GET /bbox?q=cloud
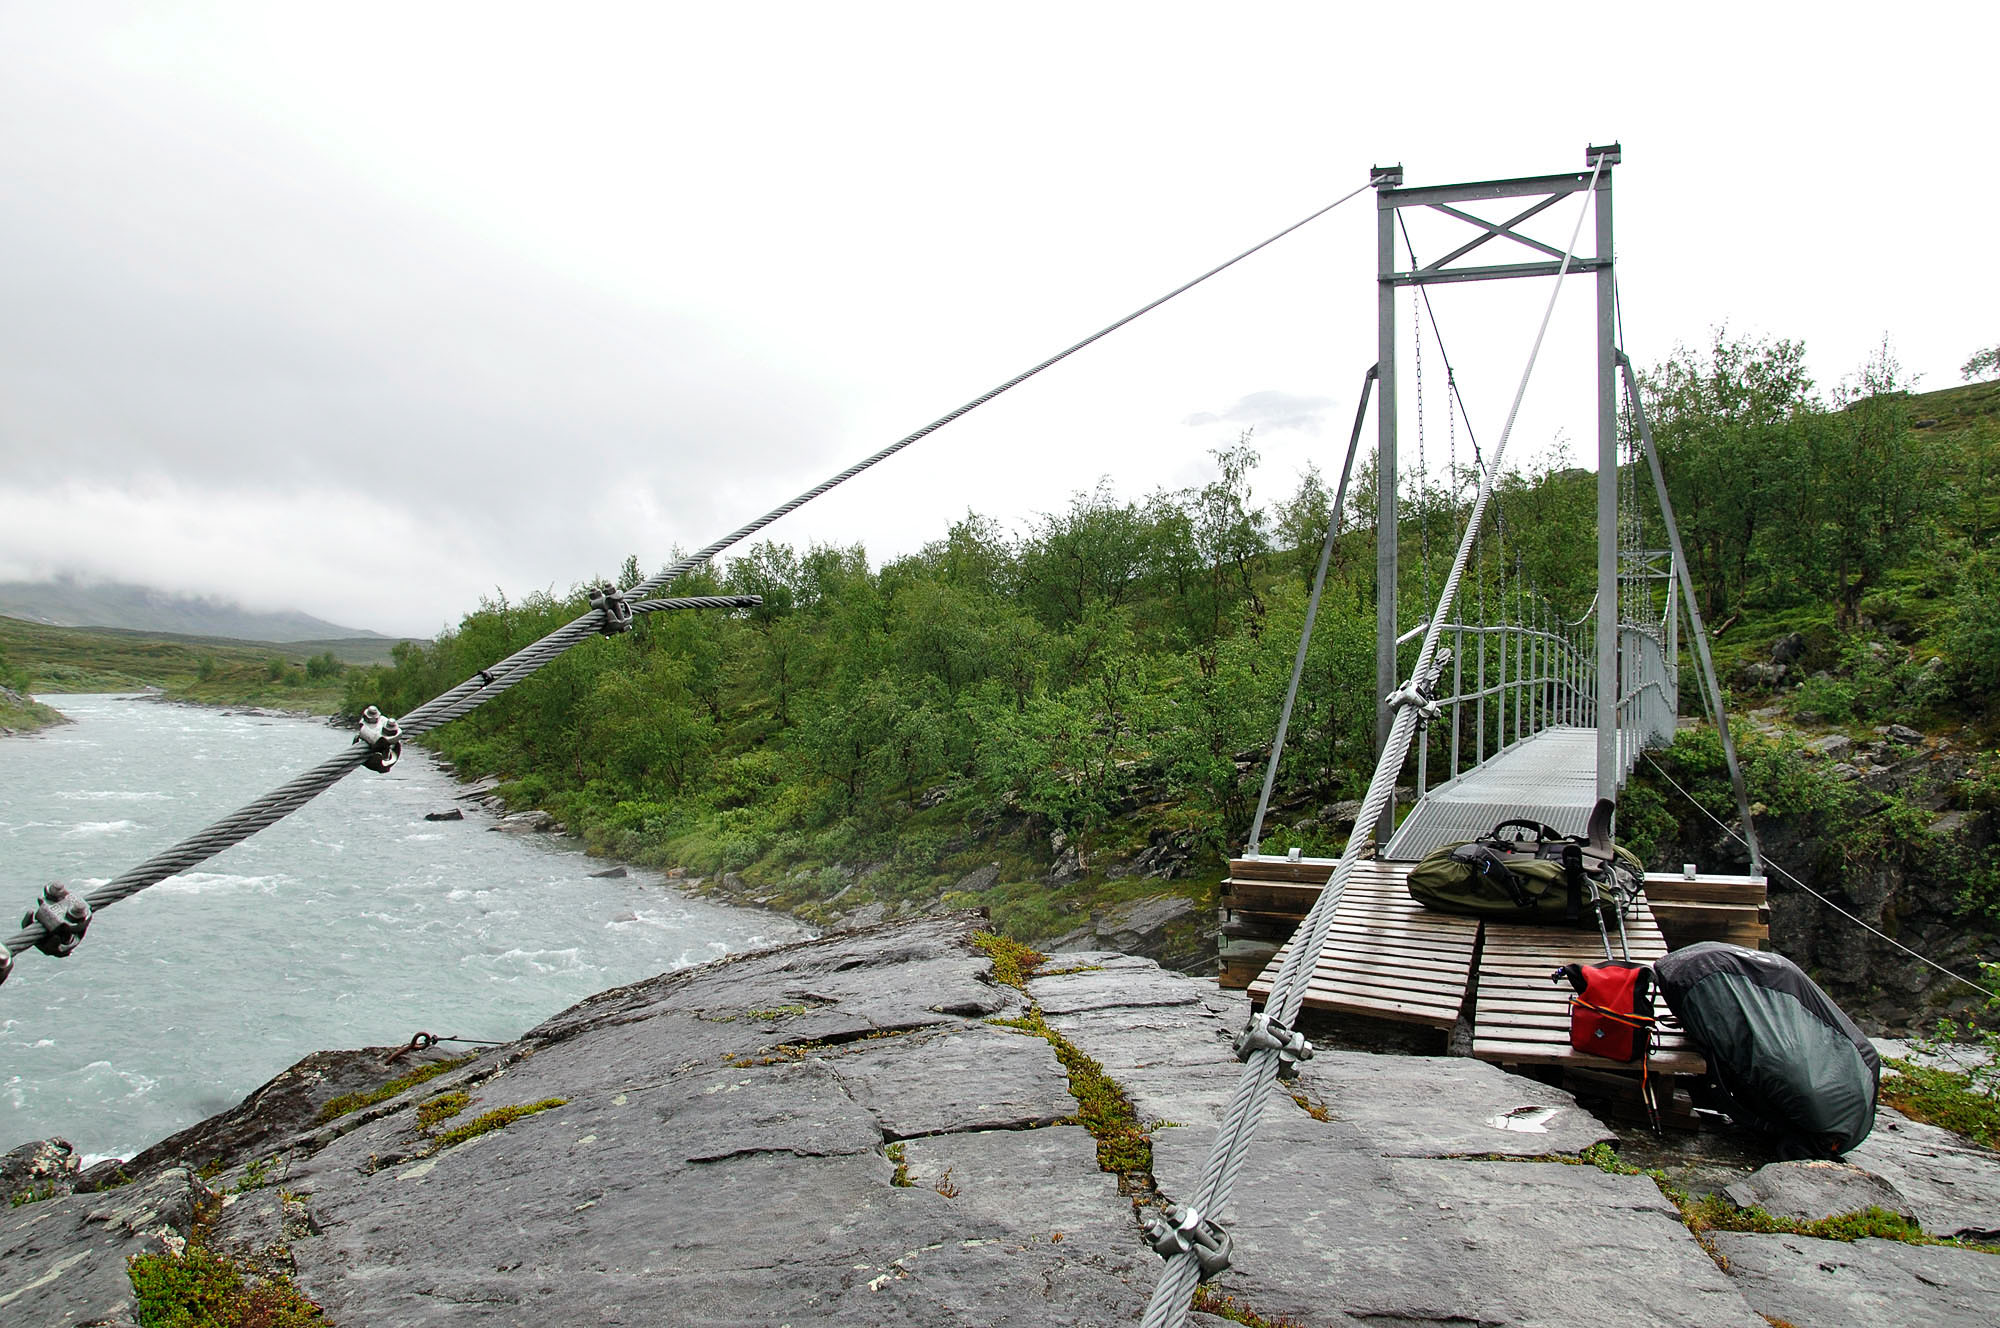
[1183,390,1337,436]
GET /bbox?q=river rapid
[1,694,803,1163]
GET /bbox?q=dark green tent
[1654,942,1880,1157]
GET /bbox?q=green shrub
[128,1238,325,1327]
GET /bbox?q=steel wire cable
[6,185,1373,975]
[1140,154,1606,1328]
[1643,754,2000,1004]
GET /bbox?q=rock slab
[1715,1231,2000,1328]
[13,913,2000,1327]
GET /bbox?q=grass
[231,1158,275,1193]
[885,1141,911,1187]
[128,1236,326,1327]
[9,1182,60,1207]
[1191,1285,1307,1328]
[415,1090,470,1133]
[1578,1142,2000,1260]
[0,687,67,733]
[1880,1057,2000,1147]
[431,1097,566,1149]
[315,1054,478,1124]
[972,931,1046,991]
[990,1009,1152,1175]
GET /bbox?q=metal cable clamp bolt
[355,706,403,774]
[1233,1011,1314,1080]
[1384,646,1453,724]
[1145,1203,1232,1276]
[23,881,91,958]
[0,947,12,986]
[588,584,634,636]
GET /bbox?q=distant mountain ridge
[0,577,381,643]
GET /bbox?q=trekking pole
[1591,887,1617,962]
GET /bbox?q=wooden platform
[1249,862,1481,1029]
[1471,894,1705,1075]
[1641,872,1770,951]
[1235,855,1714,1077]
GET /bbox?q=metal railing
[1407,570,1679,801]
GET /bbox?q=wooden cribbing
[1219,854,1711,1079]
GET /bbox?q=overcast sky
[1,4,1990,638]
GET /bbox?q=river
[1,694,803,1163]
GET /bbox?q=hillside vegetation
[0,616,403,716]
[340,341,2000,1006]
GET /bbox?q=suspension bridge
[4,146,1782,1328]
[1215,148,1769,1105]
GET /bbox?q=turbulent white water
[1,694,803,1162]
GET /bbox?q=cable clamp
[1146,1202,1232,1276]
[23,882,91,959]
[356,706,404,773]
[588,584,634,636]
[0,946,12,986]
[1386,648,1452,725]
[1233,1011,1314,1080]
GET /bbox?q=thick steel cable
[6,187,1372,974]
[1141,154,1604,1328]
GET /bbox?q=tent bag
[1653,941,1880,1157]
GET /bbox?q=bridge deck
[1383,726,1631,861]
[1243,856,1704,1077]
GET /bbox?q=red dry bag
[1556,961,1655,1062]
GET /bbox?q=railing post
[1450,623,1463,779]
[1476,620,1487,764]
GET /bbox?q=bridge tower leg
[1373,166,1402,847]
[1592,148,1620,804]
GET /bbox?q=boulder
[589,865,629,879]
[1047,893,1207,972]
[953,863,1001,894]
[1770,632,1809,665]
[422,808,465,822]
[490,809,556,834]
[1,1137,78,1200]
[1723,1159,1914,1223]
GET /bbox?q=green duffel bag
[1406,813,1643,926]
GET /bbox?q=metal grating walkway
[1384,726,1634,861]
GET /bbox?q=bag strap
[1560,844,1584,924]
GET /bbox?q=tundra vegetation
[332,344,1996,959]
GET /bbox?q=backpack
[1405,801,1643,927]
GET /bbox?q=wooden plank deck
[1246,860,1479,1030]
[1238,855,1709,1077]
[1472,902,1706,1075]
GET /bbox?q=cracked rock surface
[7,914,1998,1326]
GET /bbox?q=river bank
[0,694,806,1161]
[0,684,69,735]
